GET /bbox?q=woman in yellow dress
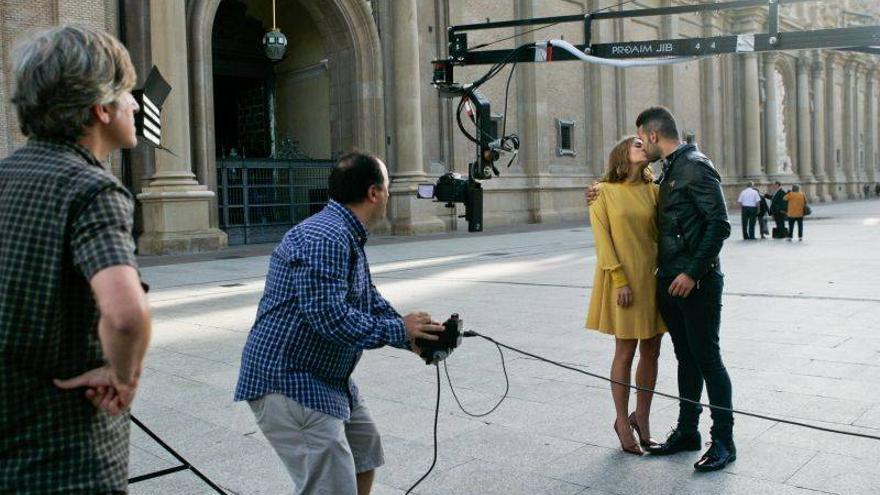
[586,135,666,455]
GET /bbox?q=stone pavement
[130,199,880,495]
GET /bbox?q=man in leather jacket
[636,107,736,471]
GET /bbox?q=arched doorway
[211,1,274,160]
[187,0,385,242]
[773,57,797,175]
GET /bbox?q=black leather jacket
[656,144,730,280]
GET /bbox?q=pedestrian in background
[784,184,808,241]
[736,181,761,240]
[1,25,151,494]
[756,187,771,239]
[766,181,788,238]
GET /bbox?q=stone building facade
[1,0,878,253]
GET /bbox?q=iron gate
[217,158,335,245]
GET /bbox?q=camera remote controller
[415,313,463,365]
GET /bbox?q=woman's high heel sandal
[614,419,643,455]
[628,412,659,449]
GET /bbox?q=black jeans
[658,271,733,441]
[740,207,757,239]
[773,212,786,233]
[787,217,803,239]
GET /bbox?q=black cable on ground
[406,364,441,495]
[464,330,880,442]
[444,340,510,417]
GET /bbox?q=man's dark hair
[774,181,782,186]
[328,152,385,204]
[635,106,680,141]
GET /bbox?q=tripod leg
[130,415,228,494]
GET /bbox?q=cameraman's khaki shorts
[248,394,384,494]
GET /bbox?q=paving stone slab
[784,452,880,495]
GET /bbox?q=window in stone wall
[556,119,576,156]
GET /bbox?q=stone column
[121,0,155,193]
[867,69,877,185]
[824,55,840,199]
[586,0,617,180]
[188,0,220,230]
[796,56,813,183]
[386,0,444,234]
[700,12,722,173]
[743,53,763,179]
[735,12,764,180]
[854,65,865,194]
[516,0,558,225]
[842,60,857,198]
[659,0,677,110]
[137,0,227,254]
[764,53,779,177]
[854,65,868,193]
[811,54,829,201]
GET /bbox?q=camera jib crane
[418,0,880,232]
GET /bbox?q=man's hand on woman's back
[585,182,601,205]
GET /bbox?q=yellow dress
[585,182,667,340]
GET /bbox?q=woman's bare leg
[612,338,639,446]
[633,335,663,439]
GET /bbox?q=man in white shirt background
[736,182,761,240]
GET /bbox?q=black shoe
[645,428,702,456]
[694,440,737,472]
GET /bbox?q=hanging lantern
[263,29,288,62]
[263,0,287,62]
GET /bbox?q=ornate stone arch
[187,0,385,227]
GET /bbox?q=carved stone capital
[843,58,860,75]
[811,51,826,76]
[731,8,766,32]
[701,10,722,33]
[824,52,844,71]
[797,57,811,76]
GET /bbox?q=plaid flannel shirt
[234,200,408,420]
[0,139,138,494]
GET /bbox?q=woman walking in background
[784,184,808,241]
[585,136,666,455]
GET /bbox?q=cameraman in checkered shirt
[236,152,445,494]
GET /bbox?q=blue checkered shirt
[234,200,408,420]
